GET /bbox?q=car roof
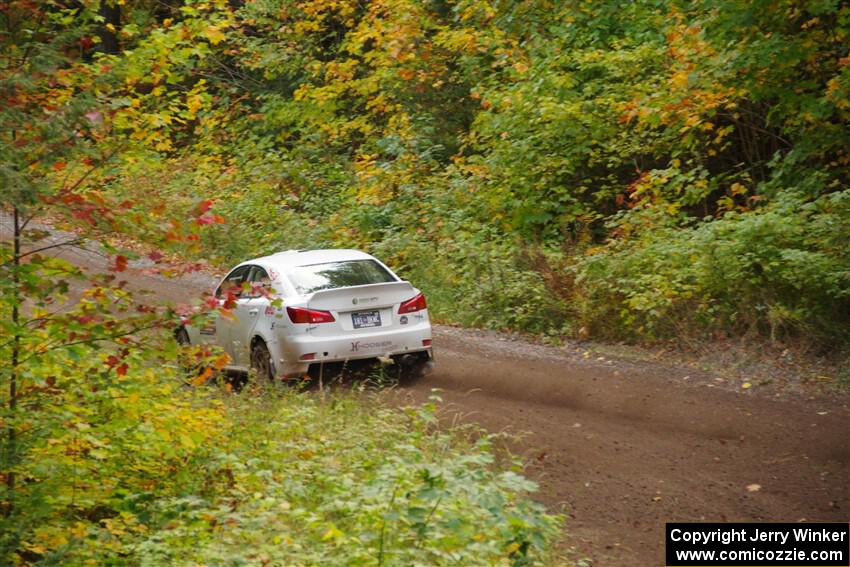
[244,249,377,273]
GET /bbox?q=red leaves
[105,355,128,375]
[222,291,238,310]
[106,348,131,375]
[193,199,225,226]
[113,255,128,272]
[196,199,214,215]
[195,213,225,226]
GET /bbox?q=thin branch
[14,322,165,367]
[0,238,86,268]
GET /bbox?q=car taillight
[286,306,336,324]
[398,293,427,314]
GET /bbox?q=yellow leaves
[671,70,690,90]
[716,195,735,211]
[800,17,819,30]
[434,27,479,54]
[322,524,344,542]
[186,93,204,116]
[398,68,416,81]
[730,182,747,196]
[154,139,174,152]
[506,541,521,553]
[512,61,529,74]
[204,25,226,45]
[294,18,323,34]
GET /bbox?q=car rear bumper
[274,323,432,377]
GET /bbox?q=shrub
[575,190,850,345]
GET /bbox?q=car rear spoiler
[306,281,416,311]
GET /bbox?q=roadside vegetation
[0,313,561,564]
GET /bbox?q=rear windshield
[286,260,397,295]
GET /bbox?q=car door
[213,265,251,361]
[229,265,272,367]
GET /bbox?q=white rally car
[178,249,433,380]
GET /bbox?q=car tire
[175,327,190,346]
[250,339,275,382]
[395,352,433,384]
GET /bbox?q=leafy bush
[576,190,850,344]
[0,339,562,565]
[136,391,562,566]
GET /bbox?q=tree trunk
[97,1,121,54]
[5,206,20,517]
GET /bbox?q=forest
[2,0,849,563]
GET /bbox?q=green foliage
[135,392,562,565]
[576,190,850,342]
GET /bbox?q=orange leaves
[192,367,214,385]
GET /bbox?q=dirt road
[6,222,850,566]
[399,329,850,565]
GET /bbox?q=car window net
[286,260,396,295]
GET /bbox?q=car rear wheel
[250,340,275,382]
[394,351,433,384]
[175,327,190,346]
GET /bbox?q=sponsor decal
[350,340,393,353]
[199,324,216,336]
[352,296,379,305]
[399,315,409,325]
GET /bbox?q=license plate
[352,310,381,329]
